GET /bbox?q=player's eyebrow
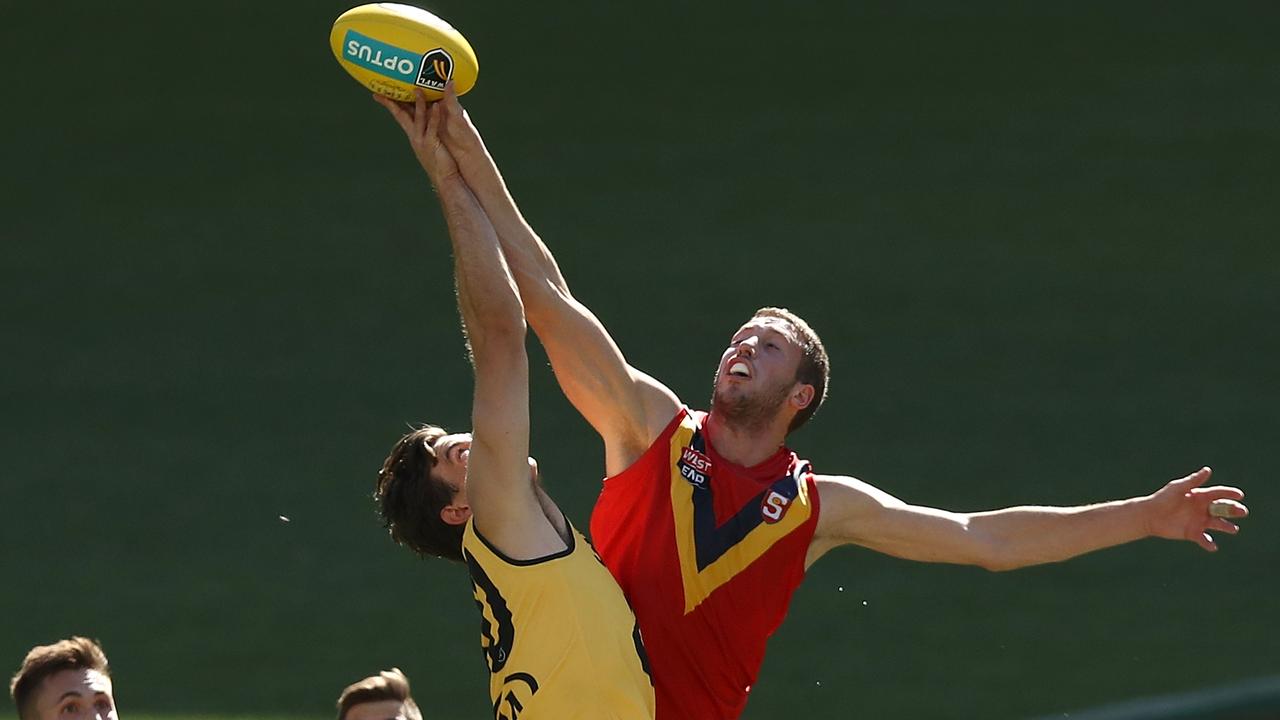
[56,691,85,702]
[738,322,792,342]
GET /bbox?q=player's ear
[789,383,815,413]
[440,504,471,526]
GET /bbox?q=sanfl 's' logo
[760,489,793,524]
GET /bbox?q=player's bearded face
[710,370,793,433]
[710,319,802,432]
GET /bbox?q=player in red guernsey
[590,406,819,719]
[418,86,1250,719]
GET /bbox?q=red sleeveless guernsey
[590,407,820,720]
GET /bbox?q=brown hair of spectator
[336,668,421,720]
[9,637,110,720]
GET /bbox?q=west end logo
[416,48,453,90]
[678,446,712,489]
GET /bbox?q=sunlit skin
[430,432,539,526]
[343,700,412,720]
[706,318,815,465]
[31,669,116,720]
[380,82,1249,571]
[712,319,808,411]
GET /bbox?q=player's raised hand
[1143,467,1248,551]
[373,90,459,187]
[434,81,491,164]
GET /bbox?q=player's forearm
[435,177,526,345]
[969,496,1154,571]
[449,145,574,307]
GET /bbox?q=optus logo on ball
[343,29,452,89]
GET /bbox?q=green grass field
[4,2,1277,719]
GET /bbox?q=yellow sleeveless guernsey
[462,517,655,720]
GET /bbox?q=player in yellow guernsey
[370,87,654,720]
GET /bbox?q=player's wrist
[427,166,465,192]
[1129,493,1161,540]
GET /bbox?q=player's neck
[704,411,788,468]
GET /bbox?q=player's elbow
[974,541,1051,572]
[967,532,1021,572]
[977,554,1021,573]
[467,309,527,353]
[522,281,575,327]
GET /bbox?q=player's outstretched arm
[430,84,680,475]
[806,467,1248,571]
[375,91,566,559]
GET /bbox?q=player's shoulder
[810,474,885,522]
[642,404,696,452]
[812,473,888,502]
[631,367,683,435]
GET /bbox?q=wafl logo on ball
[342,30,453,90]
[417,48,453,90]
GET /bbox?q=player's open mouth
[727,360,751,378]
[440,439,470,464]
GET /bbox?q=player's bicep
[467,341,535,509]
[466,344,568,557]
[812,475,988,566]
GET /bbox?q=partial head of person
[375,425,471,562]
[374,424,539,563]
[336,668,421,720]
[9,637,115,720]
[711,306,829,435]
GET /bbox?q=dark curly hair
[374,424,465,562]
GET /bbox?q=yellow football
[330,3,478,101]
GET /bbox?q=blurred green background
[3,2,1276,719]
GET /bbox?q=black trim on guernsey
[471,513,577,567]
[688,429,810,571]
[503,672,540,692]
[464,549,516,674]
[493,673,539,720]
[632,620,652,682]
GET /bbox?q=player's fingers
[1207,518,1240,535]
[1197,486,1245,502]
[436,96,450,137]
[424,99,439,140]
[1208,498,1248,519]
[1172,466,1212,490]
[438,95,465,146]
[443,80,461,116]
[413,90,428,137]
[1192,532,1218,552]
[373,93,413,133]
